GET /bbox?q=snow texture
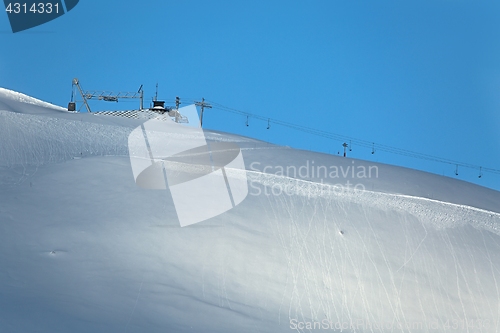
[0,88,68,113]
[1,87,500,333]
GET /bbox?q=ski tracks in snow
[244,169,500,332]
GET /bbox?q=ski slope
[1,88,500,332]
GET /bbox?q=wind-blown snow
[1,89,500,333]
[0,87,67,112]
[0,111,130,167]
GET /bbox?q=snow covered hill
[1,88,500,332]
[0,88,68,114]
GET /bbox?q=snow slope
[1,88,500,332]
[0,88,68,114]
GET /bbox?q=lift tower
[69,78,144,112]
[195,98,212,128]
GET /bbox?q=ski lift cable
[208,102,471,166]
[203,100,500,176]
[207,101,493,169]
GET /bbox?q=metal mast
[72,78,92,113]
[195,98,212,128]
[138,84,144,110]
[342,142,348,157]
[71,78,144,112]
[175,96,181,122]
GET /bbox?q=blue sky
[1,0,499,190]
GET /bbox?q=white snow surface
[1,88,500,332]
[0,88,68,113]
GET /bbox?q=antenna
[174,97,181,122]
[138,84,143,110]
[155,83,158,102]
[267,118,270,130]
[349,140,352,152]
[371,143,375,154]
[455,164,459,176]
[479,166,483,178]
[245,115,249,127]
[342,142,348,157]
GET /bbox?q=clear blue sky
[1,0,499,191]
